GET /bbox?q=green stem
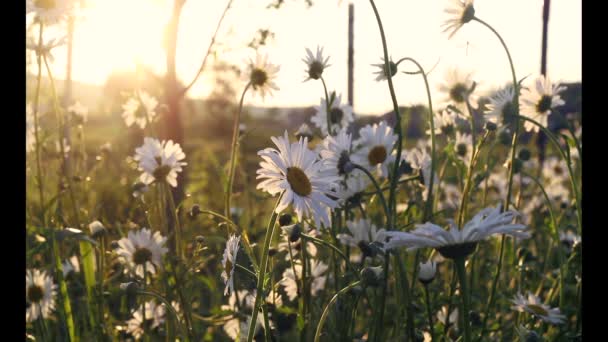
[353,164,390,221]
[455,258,471,342]
[314,281,361,342]
[320,76,333,136]
[32,22,46,221]
[457,132,491,228]
[137,290,189,342]
[301,233,355,273]
[246,193,283,342]
[225,82,251,219]
[424,284,435,342]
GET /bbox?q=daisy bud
[512,158,524,174]
[195,235,205,244]
[88,220,106,238]
[295,123,314,142]
[110,240,120,249]
[485,121,497,131]
[189,204,202,219]
[360,266,383,288]
[279,213,293,227]
[282,223,302,242]
[518,148,531,161]
[417,260,437,284]
[268,247,278,257]
[498,129,513,146]
[119,282,140,296]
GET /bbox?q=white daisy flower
[67,101,88,124]
[442,0,476,39]
[245,53,280,99]
[437,182,461,212]
[337,219,385,256]
[542,157,568,185]
[126,301,166,340]
[122,91,158,130]
[486,171,507,201]
[371,57,397,81]
[405,142,438,201]
[256,131,339,228]
[428,108,457,136]
[88,220,106,237]
[380,205,529,259]
[62,255,80,277]
[26,35,67,64]
[319,128,355,177]
[295,123,314,141]
[437,306,458,328]
[352,121,398,178]
[277,229,318,262]
[26,104,36,153]
[115,228,168,278]
[454,131,472,165]
[280,264,302,301]
[511,293,566,325]
[223,314,265,342]
[484,86,517,127]
[26,0,71,25]
[418,260,437,284]
[337,171,370,205]
[520,75,566,133]
[26,269,57,322]
[559,230,581,250]
[311,93,354,136]
[309,260,329,297]
[303,46,330,81]
[438,68,478,113]
[221,235,241,296]
[134,137,187,188]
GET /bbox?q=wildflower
[520,75,566,133]
[115,228,168,278]
[295,123,314,141]
[437,182,461,211]
[302,46,330,81]
[26,0,71,25]
[484,85,517,127]
[338,219,385,258]
[311,93,354,136]
[360,266,383,287]
[439,68,478,114]
[88,220,106,238]
[221,235,241,296]
[542,157,568,184]
[418,260,437,284]
[26,35,66,63]
[442,0,476,39]
[134,137,187,188]
[122,91,158,129]
[256,131,339,227]
[309,260,329,296]
[372,57,397,81]
[352,121,398,178]
[381,205,529,259]
[405,142,438,200]
[559,230,581,250]
[511,292,566,324]
[67,101,88,125]
[428,108,457,136]
[277,227,318,261]
[319,128,355,176]
[455,131,472,165]
[336,171,370,206]
[26,269,57,322]
[437,306,458,328]
[245,53,280,99]
[62,255,80,277]
[280,260,328,300]
[132,182,149,199]
[126,301,166,340]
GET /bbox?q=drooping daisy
[256,131,339,227]
[134,137,187,188]
[380,205,529,259]
[295,123,314,141]
[418,260,437,284]
[122,91,158,130]
[311,93,354,136]
[67,101,88,124]
[442,0,476,39]
[428,108,457,136]
[26,104,36,153]
[115,228,168,278]
[438,68,478,113]
[437,306,458,328]
[405,142,438,200]
[338,219,385,257]
[62,255,80,278]
[454,131,472,165]
[26,269,57,322]
[511,293,566,324]
[26,35,66,63]
[319,128,354,177]
[26,0,71,25]
[352,121,398,178]
[302,46,330,81]
[484,85,517,127]
[126,301,166,340]
[520,75,566,133]
[372,57,398,81]
[221,235,241,296]
[245,53,280,99]
[88,220,106,238]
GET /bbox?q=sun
[70,0,171,85]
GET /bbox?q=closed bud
[417,260,437,284]
[485,121,497,131]
[281,223,301,242]
[88,220,106,238]
[518,148,531,161]
[195,235,205,244]
[279,213,293,227]
[189,204,202,218]
[360,266,383,287]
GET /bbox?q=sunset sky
[31,0,581,116]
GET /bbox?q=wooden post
[348,3,354,108]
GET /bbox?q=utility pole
[348,3,354,108]
[537,0,551,167]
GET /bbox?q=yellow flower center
[449,83,469,103]
[286,167,312,197]
[250,68,268,88]
[527,304,549,317]
[368,146,387,165]
[35,0,56,9]
[28,285,44,303]
[132,247,153,265]
[536,95,553,113]
[308,61,324,80]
